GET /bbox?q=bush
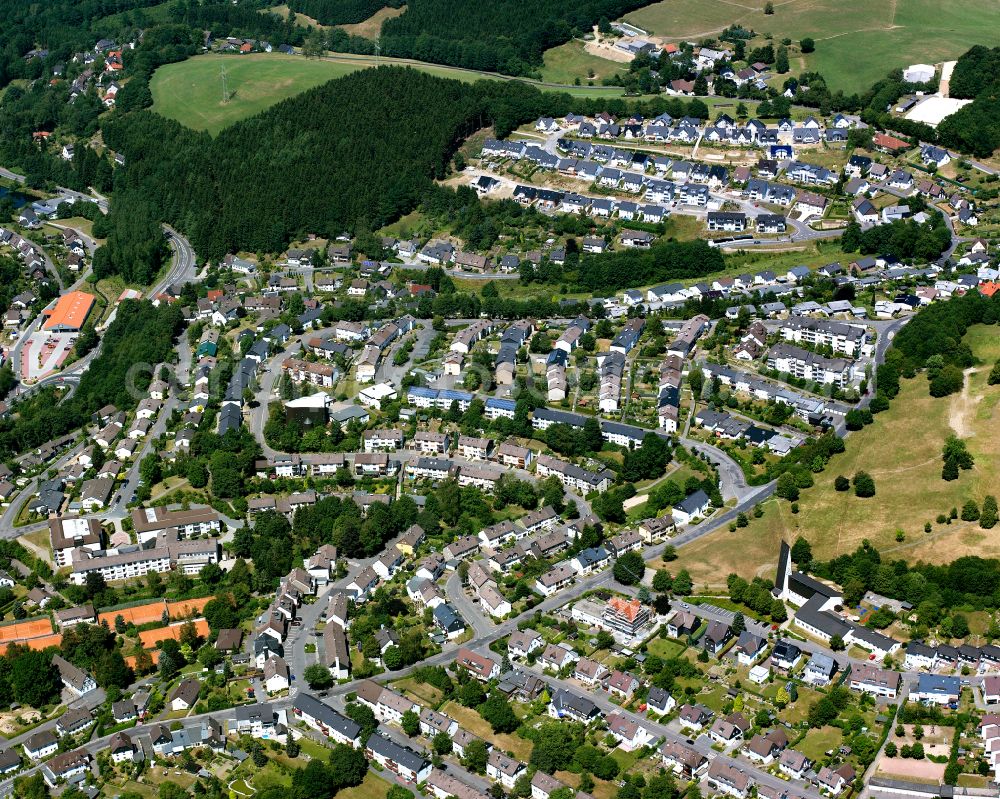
[834,475,850,492]
[853,471,876,498]
[982,495,998,529]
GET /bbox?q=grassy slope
[150,54,361,135]
[265,4,332,29]
[666,323,1000,591]
[338,5,406,38]
[150,52,635,135]
[621,0,1000,94]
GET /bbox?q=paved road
[151,226,198,297]
[681,437,753,503]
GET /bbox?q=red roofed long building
[872,133,910,153]
[43,290,95,332]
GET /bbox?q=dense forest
[813,542,1000,615]
[290,0,404,25]
[840,212,952,262]
[578,239,725,292]
[0,0,162,89]
[292,0,652,75]
[0,300,183,457]
[934,45,1000,158]
[97,68,562,271]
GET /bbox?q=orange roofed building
[43,290,95,332]
[602,596,651,638]
[980,282,1000,298]
[872,133,910,154]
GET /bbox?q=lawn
[798,725,843,761]
[335,773,394,799]
[646,637,687,660]
[439,700,534,762]
[621,0,1000,94]
[392,677,443,707]
[671,324,1000,588]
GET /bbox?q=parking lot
[20,331,75,380]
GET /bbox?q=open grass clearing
[797,724,843,761]
[671,324,1000,588]
[265,4,331,29]
[392,677,443,707]
[151,49,638,136]
[338,5,406,39]
[540,39,625,85]
[646,636,687,660]
[334,773,394,799]
[151,54,363,135]
[439,700,533,761]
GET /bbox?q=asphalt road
[151,225,198,297]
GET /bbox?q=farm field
[619,0,1000,94]
[666,324,1000,590]
[151,52,634,135]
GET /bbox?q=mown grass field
[335,773,393,799]
[666,324,1000,591]
[150,51,635,135]
[620,0,1000,94]
[150,54,362,135]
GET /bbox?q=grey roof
[675,489,709,515]
[365,732,429,773]
[292,693,361,741]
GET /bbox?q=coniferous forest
[292,0,653,75]
[290,0,405,25]
[98,68,552,275]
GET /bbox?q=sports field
[665,324,1000,591]
[621,0,1000,94]
[151,52,632,135]
[138,618,210,649]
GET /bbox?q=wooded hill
[292,0,652,75]
[290,0,404,25]
[937,45,1000,158]
[98,67,558,273]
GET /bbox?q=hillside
[667,323,1000,592]
[108,66,558,265]
[288,0,654,75]
[622,0,1000,94]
